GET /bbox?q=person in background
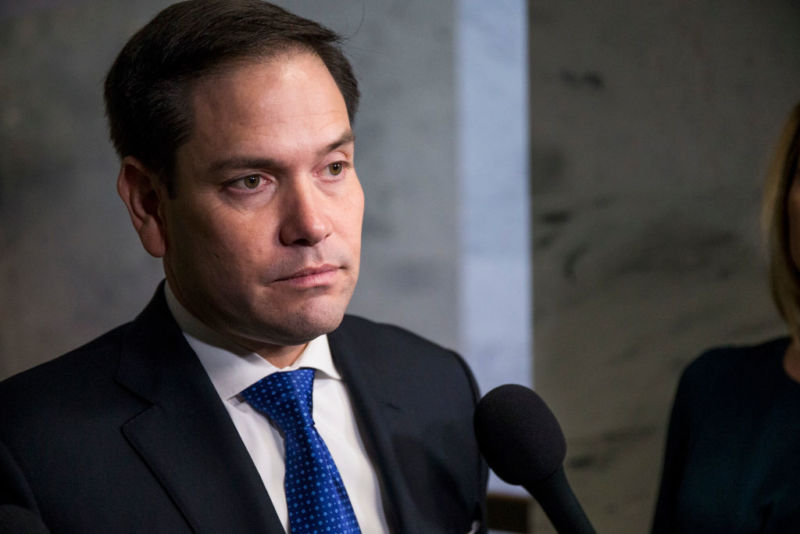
[652,103,800,533]
[0,2,487,532]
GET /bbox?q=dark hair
[104,0,359,192]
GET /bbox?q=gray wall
[458,0,531,400]
[531,1,800,532]
[1,1,161,379]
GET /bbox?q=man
[0,1,487,533]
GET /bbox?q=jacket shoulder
[672,337,790,423]
[338,314,453,352]
[332,314,480,403]
[0,322,133,427]
[335,314,472,376]
[681,337,788,389]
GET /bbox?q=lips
[276,264,340,288]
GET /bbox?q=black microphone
[474,384,595,534]
[0,505,50,534]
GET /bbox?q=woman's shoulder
[679,337,790,397]
[687,337,788,375]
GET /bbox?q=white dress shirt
[164,285,389,533]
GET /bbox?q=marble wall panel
[531,1,800,532]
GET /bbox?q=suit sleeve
[451,349,489,534]
[0,437,42,517]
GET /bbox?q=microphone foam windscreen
[474,384,566,487]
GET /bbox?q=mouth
[275,264,340,288]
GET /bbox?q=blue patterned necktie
[241,368,361,534]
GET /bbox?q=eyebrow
[207,130,356,174]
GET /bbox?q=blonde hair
[764,103,800,341]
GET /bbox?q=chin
[263,305,348,345]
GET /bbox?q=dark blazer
[651,338,800,533]
[0,287,487,533]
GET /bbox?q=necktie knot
[241,368,315,434]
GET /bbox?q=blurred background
[2,1,799,532]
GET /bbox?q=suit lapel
[115,288,285,534]
[328,319,423,534]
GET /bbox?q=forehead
[184,51,350,159]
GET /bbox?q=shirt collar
[164,282,341,402]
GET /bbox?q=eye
[242,175,262,189]
[328,162,345,176]
[226,174,270,193]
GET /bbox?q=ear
[117,156,168,258]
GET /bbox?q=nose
[278,179,332,247]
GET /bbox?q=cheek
[342,190,364,249]
[166,205,250,272]
[344,180,365,228]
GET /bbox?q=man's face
[159,51,363,353]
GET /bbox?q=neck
[255,343,307,369]
[163,281,308,368]
[190,324,309,369]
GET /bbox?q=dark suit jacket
[0,287,487,533]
